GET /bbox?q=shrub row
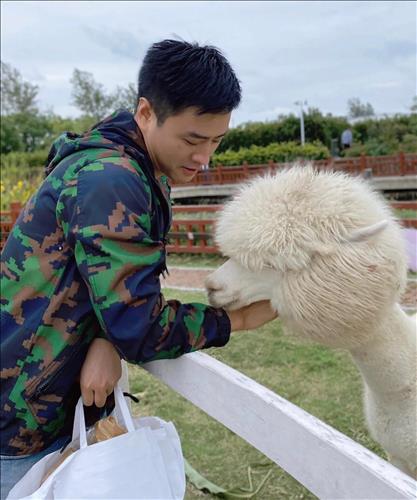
[1,149,49,170]
[211,141,330,166]
[216,111,417,156]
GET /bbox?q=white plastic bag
[7,385,185,499]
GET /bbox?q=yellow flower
[17,180,24,189]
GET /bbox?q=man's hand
[227,300,278,332]
[80,338,122,407]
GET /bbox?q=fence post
[10,202,22,224]
[360,153,367,174]
[243,161,249,179]
[399,151,406,176]
[268,159,274,174]
[217,164,223,185]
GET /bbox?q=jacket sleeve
[58,159,231,363]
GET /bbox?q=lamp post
[294,100,307,146]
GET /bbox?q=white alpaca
[205,165,417,478]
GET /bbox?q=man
[0,39,276,496]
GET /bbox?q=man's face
[135,99,230,183]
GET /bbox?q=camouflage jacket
[0,109,231,455]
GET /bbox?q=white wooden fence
[143,352,417,499]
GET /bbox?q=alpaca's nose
[204,277,224,294]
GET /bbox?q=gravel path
[162,266,417,311]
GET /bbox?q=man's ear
[134,97,154,129]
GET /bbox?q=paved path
[161,266,211,292]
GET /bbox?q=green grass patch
[167,254,227,268]
[128,289,385,499]
[394,209,417,219]
[172,211,220,221]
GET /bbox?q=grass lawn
[167,253,227,268]
[128,288,386,499]
[394,209,417,219]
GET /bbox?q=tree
[70,69,114,121]
[1,113,53,154]
[112,83,137,112]
[1,115,22,153]
[0,62,52,154]
[410,96,417,114]
[70,69,136,120]
[1,61,39,115]
[347,98,375,119]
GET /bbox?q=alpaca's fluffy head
[206,165,408,348]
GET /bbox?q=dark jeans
[0,436,68,499]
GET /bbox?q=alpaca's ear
[305,220,390,255]
[344,219,389,243]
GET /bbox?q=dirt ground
[162,266,417,310]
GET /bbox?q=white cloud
[1,0,415,123]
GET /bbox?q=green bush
[212,141,330,166]
[217,109,350,153]
[0,113,54,154]
[344,133,417,157]
[217,111,416,157]
[1,151,47,199]
[48,115,96,136]
[1,161,44,210]
[0,112,96,155]
[1,149,48,170]
[344,113,417,156]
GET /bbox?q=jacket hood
[44,109,150,177]
[44,109,171,244]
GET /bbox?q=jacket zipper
[32,339,86,399]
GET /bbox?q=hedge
[211,141,330,166]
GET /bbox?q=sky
[1,0,416,126]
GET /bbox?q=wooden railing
[172,205,222,214]
[391,201,417,210]
[174,152,417,186]
[173,202,417,213]
[1,201,416,253]
[143,352,417,499]
[401,219,417,228]
[167,219,218,254]
[168,203,417,252]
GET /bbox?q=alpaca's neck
[349,304,416,397]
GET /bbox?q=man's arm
[80,300,277,406]
[227,300,277,332]
[60,160,231,364]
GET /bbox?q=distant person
[341,128,353,150]
[0,39,277,498]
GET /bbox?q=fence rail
[1,201,416,253]
[391,201,417,210]
[174,152,417,186]
[143,352,417,499]
[172,205,222,213]
[167,219,218,254]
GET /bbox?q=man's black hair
[137,39,241,124]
